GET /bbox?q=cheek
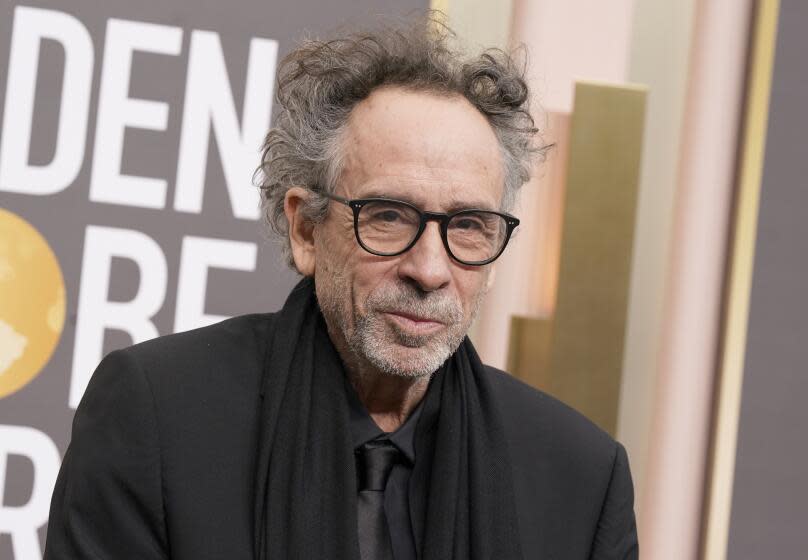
[313,228,393,315]
[455,268,491,312]
[350,259,401,314]
[313,219,358,278]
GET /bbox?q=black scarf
[252,277,523,559]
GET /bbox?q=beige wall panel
[431,0,512,50]
[510,0,636,113]
[473,112,570,367]
[619,0,696,529]
[640,0,753,558]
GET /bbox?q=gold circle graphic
[0,208,65,398]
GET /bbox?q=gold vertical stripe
[534,112,571,315]
[507,82,647,435]
[702,1,780,558]
[546,82,646,436]
[507,316,554,390]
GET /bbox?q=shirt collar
[344,375,425,464]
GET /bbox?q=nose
[397,222,452,292]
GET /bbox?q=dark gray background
[727,0,808,557]
[0,0,426,556]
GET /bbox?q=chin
[359,336,456,379]
[367,357,441,379]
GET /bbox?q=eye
[363,201,419,226]
[451,216,485,231]
[374,209,404,223]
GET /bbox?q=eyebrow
[359,189,498,213]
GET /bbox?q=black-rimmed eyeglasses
[323,193,519,266]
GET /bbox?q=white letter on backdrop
[0,425,61,560]
[0,6,93,195]
[89,19,182,208]
[174,32,277,219]
[70,226,167,408]
[173,236,257,333]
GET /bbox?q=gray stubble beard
[317,269,488,380]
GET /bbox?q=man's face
[311,87,505,379]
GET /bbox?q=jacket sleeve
[44,349,169,559]
[589,442,639,560]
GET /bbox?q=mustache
[366,284,463,323]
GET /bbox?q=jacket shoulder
[484,364,619,471]
[124,313,276,366]
[58,314,279,558]
[484,366,635,557]
[109,313,278,416]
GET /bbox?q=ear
[284,187,317,276]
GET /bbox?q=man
[45,16,638,560]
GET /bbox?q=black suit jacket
[44,313,638,559]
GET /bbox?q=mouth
[384,311,445,335]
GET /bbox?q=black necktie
[356,439,400,560]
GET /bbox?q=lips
[384,310,445,334]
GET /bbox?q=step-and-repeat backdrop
[0,1,424,557]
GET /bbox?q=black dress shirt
[345,378,426,560]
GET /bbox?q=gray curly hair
[255,13,546,269]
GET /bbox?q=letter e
[89,19,182,209]
[174,236,257,333]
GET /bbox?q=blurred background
[0,0,804,558]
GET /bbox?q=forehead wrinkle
[346,89,501,163]
[358,183,498,213]
[336,88,505,207]
[339,136,503,207]
[349,123,501,182]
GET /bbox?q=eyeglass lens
[356,200,508,263]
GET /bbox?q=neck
[321,310,431,432]
[348,367,430,432]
